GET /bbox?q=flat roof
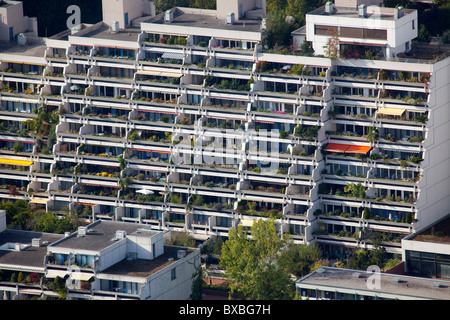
[0,35,46,58]
[75,22,141,43]
[308,5,415,20]
[296,267,450,300]
[0,230,64,269]
[409,214,450,244]
[101,245,197,278]
[147,8,263,33]
[49,220,160,252]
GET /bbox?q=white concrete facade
[305,1,418,59]
[0,0,448,260]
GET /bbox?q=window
[314,25,338,36]
[171,267,177,280]
[412,20,415,29]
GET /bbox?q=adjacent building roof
[49,220,159,252]
[296,266,450,300]
[0,230,64,270]
[147,8,263,33]
[101,246,196,278]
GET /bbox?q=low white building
[303,0,417,59]
[0,211,201,300]
[0,0,38,41]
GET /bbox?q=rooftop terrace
[102,246,197,278]
[49,220,159,251]
[0,34,46,57]
[0,230,64,269]
[146,8,263,33]
[308,5,415,20]
[75,22,141,42]
[410,214,450,244]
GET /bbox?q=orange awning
[324,143,350,153]
[345,145,372,154]
[324,143,372,155]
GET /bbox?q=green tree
[12,142,24,154]
[286,0,324,27]
[344,182,366,199]
[0,199,30,230]
[262,7,293,49]
[418,24,431,42]
[277,243,322,277]
[220,218,295,300]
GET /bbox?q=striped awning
[161,52,185,60]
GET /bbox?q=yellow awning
[30,199,48,204]
[2,61,46,66]
[0,158,33,166]
[377,107,405,116]
[239,219,255,227]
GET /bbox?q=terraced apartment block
[0,0,449,257]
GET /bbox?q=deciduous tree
[220,218,295,300]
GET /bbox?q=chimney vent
[325,1,334,15]
[227,12,235,25]
[177,250,186,259]
[32,238,41,247]
[396,6,404,19]
[165,9,173,23]
[115,230,127,239]
[111,21,119,32]
[359,4,367,18]
[78,226,87,235]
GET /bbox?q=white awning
[46,270,68,279]
[136,70,183,78]
[70,273,94,281]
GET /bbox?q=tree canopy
[220,218,304,299]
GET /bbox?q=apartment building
[0,210,200,300]
[0,0,448,259]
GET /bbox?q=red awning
[324,143,372,155]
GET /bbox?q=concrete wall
[98,238,128,271]
[102,0,146,28]
[414,57,450,232]
[146,248,200,300]
[126,231,164,260]
[306,8,417,58]
[216,0,264,19]
[0,1,33,41]
[0,210,6,233]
